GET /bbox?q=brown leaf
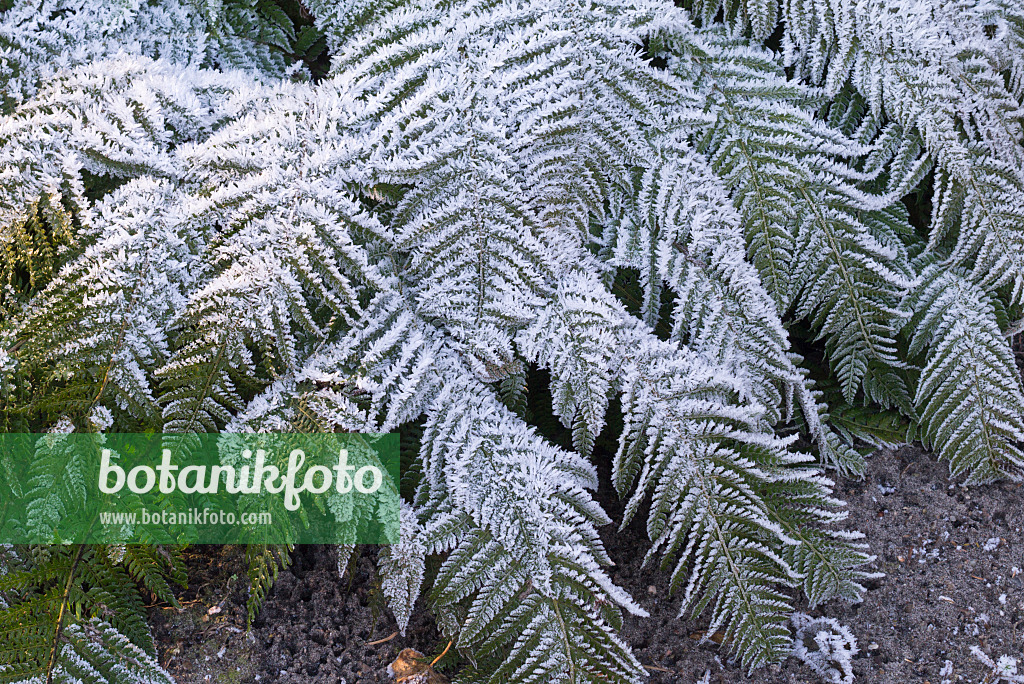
[387,649,450,684]
[688,630,728,645]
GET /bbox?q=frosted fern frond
[629,152,795,424]
[777,0,1024,303]
[659,31,917,408]
[157,102,397,434]
[0,55,248,295]
[380,84,553,378]
[517,273,628,457]
[612,346,872,670]
[189,0,297,78]
[155,278,251,435]
[14,179,189,426]
[667,30,886,311]
[227,296,650,679]
[379,502,427,635]
[428,522,645,684]
[418,366,647,683]
[983,0,1024,101]
[300,294,444,433]
[214,261,647,679]
[903,265,1024,484]
[418,364,621,589]
[617,360,799,670]
[301,0,402,54]
[228,291,443,436]
[932,157,1024,303]
[0,0,209,110]
[658,27,920,417]
[617,149,865,474]
[333,0,690,248]
[791,198,912,403]
[0,0,315,109]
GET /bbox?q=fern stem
[46,544,86,684]
[549,598,578,681]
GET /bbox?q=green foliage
[0,544,181,684]
[244,544,291,627]
[827,403,914,451]
[3,0,1024,681]
[192,0,329,79]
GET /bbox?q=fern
[378,502,426,635]
[15,180,187,426]
[903,265,1024,483]
[3,0,1024,681]
[243,544,292,628]
[0,544,179,684]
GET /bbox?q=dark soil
[611,446,1023,684]
[150,445,1024,684]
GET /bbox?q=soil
[150,445,1024,684]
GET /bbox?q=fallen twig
[367,631,399,646]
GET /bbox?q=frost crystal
[89,406,114,432]
[972,646,1024,683]
[3,0,1024,680]
[791,613,858,684]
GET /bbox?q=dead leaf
[688,630,728,645]
[388,648,450,684]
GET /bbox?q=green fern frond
[827,403,914,450]
[244,544,292,627]
[904,265,1024,483]
[0,544,177,684]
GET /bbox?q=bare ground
[150,445,1023,684]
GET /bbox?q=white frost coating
[791,613,858,684]
[378,502,427,635]
[89,406,115,432]
[972,647,1024,683]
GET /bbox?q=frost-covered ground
[612,445,1023,684]
[149,445,1022,684]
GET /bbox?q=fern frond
[0,0,209,110]
[613,347,872,670]
[517,273,628,457]
[0,544,178,684]
[617,148,865,475]
[778,0,1024,304]
[418,369,646,683]
[15,179,188,427]
[903,265,1024,483]
[378,502,426,635]
[244,544,291,627]
[792,198,912,402]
